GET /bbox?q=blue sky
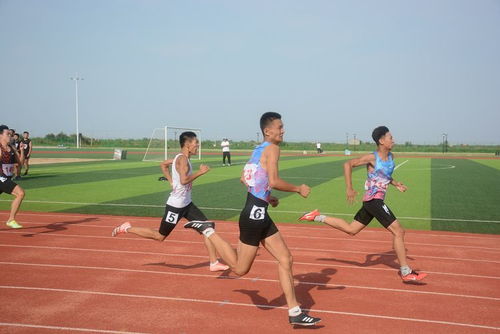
[1,0,499,144]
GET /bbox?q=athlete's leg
[23,158,29,175]
[322,217,366,236]
[127,227,166,241]
[8,185,24,222]
[386,220,408,267]
[206,233,258,275]
[261,232,298,309]
[203,236,218,263]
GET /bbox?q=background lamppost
[70,75,84,148]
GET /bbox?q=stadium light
[70,75,84,148]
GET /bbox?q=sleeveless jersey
[363,151,395,202]
[21,139,31,155]
[166,154,193,208]
[0,145,16,177]
[243,142,271,202]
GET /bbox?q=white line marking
[1,230,497,264]
[1,261,498,301]
[0,286,498,331]
[394,160,409,170]
[13,220,500,252]
[2,244,498,280]
[2,200,498,224]
[0,322,146,333]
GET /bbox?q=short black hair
[179,131,197,148]
[13,133,19,138]
[0,125,9,134]
[23,131,29,135]
[260,112,282,135]
[372,126,390,145]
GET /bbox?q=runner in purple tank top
[300,126,427,282]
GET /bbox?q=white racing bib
[249,205,265,220]
[243,163,258,187]
[1,164,14,177]
[164,211,179,225]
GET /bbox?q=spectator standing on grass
[316,141,322,154]
[12,133,23,180]
[0,125,25,229]
[221,138,231,166]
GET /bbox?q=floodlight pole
[70,75,84,148]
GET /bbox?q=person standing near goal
[184,112,321,326]
[221,138,231,166]
[299,126,427,282]
[112,131,229,272]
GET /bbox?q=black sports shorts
[239,193,279,246]
[354,199,397,228]
[0,176,17,195]
[159,202,207,236]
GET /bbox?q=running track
[0,211,499,333]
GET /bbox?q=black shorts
[354,199,397,228]
[239,193,279,246]
[159,202,207,236]
[0,176,17,195]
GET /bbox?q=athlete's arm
[344,154,375,204]
[177,155,209,185]
[160,159,174,185]
[390,179,407,192]
[27,141,32,157]
[265,144,310,198]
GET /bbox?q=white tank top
[166,154,193,208]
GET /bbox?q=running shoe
[298,209,320,221]
[210,261,229,272]
[6,220,23,229]
[183,221,215,234]
[158,176,167,181]
[112,222,131,237]
[400,270,427,282]
[289,312,321,326]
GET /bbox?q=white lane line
[0,322,145,333]
[1,231,498,265]
[0,285,498,331]
[1,244,497,281]
[1,261,499,301]
[395,160,409,170]
[2,200,499,224]
[13,220,500,252]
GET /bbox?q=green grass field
[2,149,499,234]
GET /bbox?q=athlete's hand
[346,188,358,205]
[298,184,311,198]
[395,182,407,192]
[269,196,280,207]
[199,164,210,174]
[163,159,174,166]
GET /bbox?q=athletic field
[1,148,499,234]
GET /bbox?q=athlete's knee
[233,267,250,277]
[14,187,25,199]
[278,253,294,270]
[390,222,405,238]
[154,233,167,241]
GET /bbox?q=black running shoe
[289,312,321,326]
[158,176,167,181]
[183,221,215,235]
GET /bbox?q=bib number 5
[250,205,265,221]
[165,211,179,224]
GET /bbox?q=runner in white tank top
[112,131,228,272]
[167,153,193,208]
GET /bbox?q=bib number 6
[249,205,265,221]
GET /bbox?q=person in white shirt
[221,138,231,166]
[112,131,229,272]
[316,142,322,154]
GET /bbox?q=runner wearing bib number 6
[0,125,25,229]
[112,131,229,272]
[184,112,321,326]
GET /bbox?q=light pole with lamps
[70,75,84,148]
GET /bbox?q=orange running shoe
[210,261,229,272]
[112,222,131,237]
[298,209,321,221]
[400,270,427,282]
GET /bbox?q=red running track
[0,211,499,333]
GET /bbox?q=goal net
[142,126,202,162]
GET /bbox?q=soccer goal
[142,126,202,162]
